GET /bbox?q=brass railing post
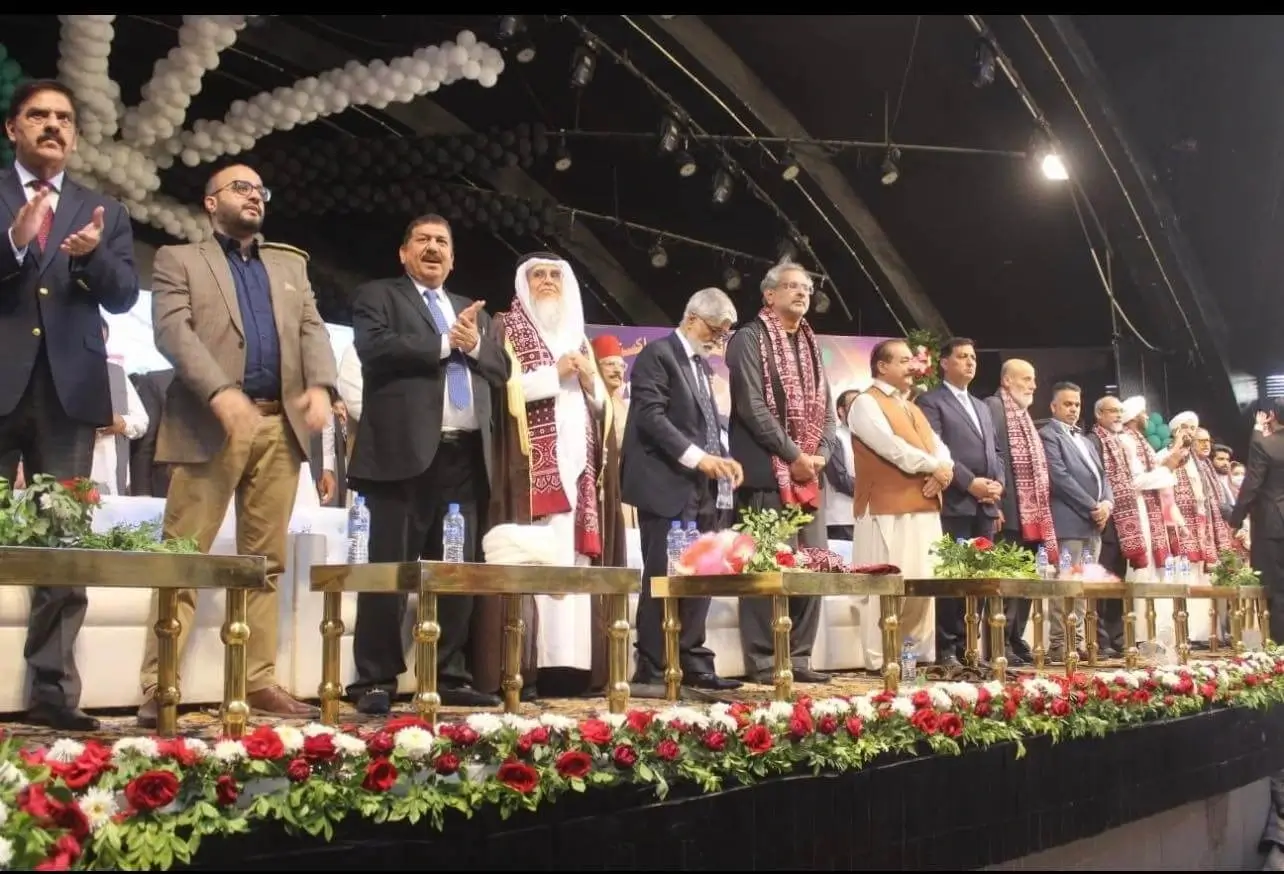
[318,591,345,726]
[220,589,251,739]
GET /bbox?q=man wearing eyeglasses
[135,163,338,727]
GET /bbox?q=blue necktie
[423,291,471,410]
[692,355,722,456]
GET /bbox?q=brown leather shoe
[246,686,320,719]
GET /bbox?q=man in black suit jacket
[346,213,509,714]
[916,337,1004,666]
[129,368,175,497]
[1228,398,1284,643]
[0,80,139,730]
[621,288,744,692]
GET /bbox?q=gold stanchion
[661,597,682,701]
[1174,597,1190,665]
[987,595,1008,682]
[1031,598,1046,673]
[1063,598,1080,678]
[154,590,181,738]
[606,594,630,714]
[499,594,523,714]
[962,596,980,667]
[1085,600,1100,667]
[879,595,901,693]
[413,587,441,723]
[771,595,794,702]
[318,591,344,726]
[220,589,251,739]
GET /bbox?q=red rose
[302,733,337,762]
[971,537,993,551]
[38,833,82,870]
[1199,682,1218,700]
[909,709,939,735]
[937,713,964,738]
[555,750,592,779]
[214,775,239,807]
[367,732,394,757]
[625,710,654,733]
[702,731,727,752]
[53,757,106,791]
[124,770,180,813]
[496,760,540,794]
[1050,697,1071,718]
[434,753,460,776]
[451,725,479,747]
[611,745,638,769]
[362,759,398,793]
[578,718,613,746]
[776,550,797,568]
[817,715,838,736]
[243,725,285,760]
[156,738,201,767]
[741,724,774,755]
[19,783,55,820]
[654,739,680,761]
[910,689,932,710]
[84,487,101,505]
[385,715,433,734]
[517,726,550,755]
[286,758,311,782]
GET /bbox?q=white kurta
[847,383,949,669]
[519,361,608,672]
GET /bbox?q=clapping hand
[9,185,53,249]
[61,206,107,258]
[449,300,485,352]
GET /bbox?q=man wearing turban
[469,253,626,699]
[592,334,637,528]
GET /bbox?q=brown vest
[851,387,941,517]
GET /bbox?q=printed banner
[585,324,892,416]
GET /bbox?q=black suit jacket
[0,168,139,425]
[129,368,174,497]
[918,384,1003,519]
[347,275,510,487]
[620,331,717,518]
[1229,431,1284,541]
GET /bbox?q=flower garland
[2,652,1283,870]
[51,15,506,244]
[905,328,942,394]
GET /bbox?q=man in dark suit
[1228,397,1284,643]
[346,213,510,714]
[917,337,1004,666]
[1039,381,1113,661]
[129,368,175,497]
[1,80,139,730]
[1084,395,1129,655]
[621,287,744,692]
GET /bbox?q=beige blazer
[152,237,338,465]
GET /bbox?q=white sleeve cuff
[679,445,706,470]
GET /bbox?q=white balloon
[457,30,477,48]
[479,70,499,89]
[463,60,481,80]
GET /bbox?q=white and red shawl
[999,389,1059,562]
[756,307,827,509]
[1093,424,1149,568]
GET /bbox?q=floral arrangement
[1211,549,1261,588]
[905,328,942,394]
[930,535,1039,580]
[676,506,843,576]
[0,475,197,554]
[3,652,1284,870]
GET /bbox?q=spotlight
[973,38,997,88]
[650,241,668,268]
[711,167,733,205]
[777,236,798,263]
[570,46,597,88]
[553,140,572,172]
[498,15,523,41]
[812,290,830,314]
[515,36,536,64]
[723,267,741,291]
[675,151,697,177]
[880,147,901,186]
[1041,153,1069,180]
[781,149,801,182]
[658,116,681,154]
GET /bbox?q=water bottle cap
[448,503,460,514]
[353,494,364,506]
[671,520,682,529]
[686,521,697,528]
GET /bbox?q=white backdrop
[103,292,354,373]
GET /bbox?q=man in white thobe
[848,339,951,669]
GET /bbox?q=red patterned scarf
[503,303,603,559]
[1124,430,1172,569]
[1093,425,1149,568]
[1195,454,1237,558]
[1171,457,1213,563]
[756,308,827,508]
[999,390,1059,561]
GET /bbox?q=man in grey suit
[1040,381,1113,660]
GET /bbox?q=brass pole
[318,591,345,726]
[1063,598,1080,678]
[1031,598,1046,673]
[1174,597,1190,665]
[220,589,251,739]
[413,588,441,723]
[154,590,181,738]
[771,595,793,702]
[1085,600,1100,667]
[500,594,525,712]
[662,596,682,701]
[607,594,630,714]
[879,595,900,693]
[987,595,1008,682]
[1124,598,1139,669]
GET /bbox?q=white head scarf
[1121,395,1147,423]
[1169,410,1198,432]
[513,255,586,359]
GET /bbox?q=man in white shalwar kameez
[848,339,952,669]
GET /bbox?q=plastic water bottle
[346,495,370,565]
[1036,546,1050,579]
[684,520,700,550]
[899,638,917,684]
[1163,555,1176,583]
[1058,549,1072,579]
[666,520,685,575]
[716,476,734,510]
[1177,555,1191,583]
[1081,546,1094,567]
[442,503,466,564]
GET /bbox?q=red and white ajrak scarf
[756,307,826,509]
[999,389,1059,562]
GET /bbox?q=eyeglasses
[213,180,272,203]
[773,280,814,295]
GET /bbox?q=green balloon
[1157,424,1171,441]
[0,45,8,65]
[1148,434,1164,450]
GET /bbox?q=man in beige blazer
[136,163,337,727]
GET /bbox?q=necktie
[29,180,54,251]
[423,291,471,410]
[692,354,722,456]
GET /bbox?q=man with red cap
[592,334,637,528]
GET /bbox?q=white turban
[513,255,586,360]
[1169,410,1198,431]
[1121,395,1147,422]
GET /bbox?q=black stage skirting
[179,703,1284,871]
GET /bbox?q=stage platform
[3,656,1283,871]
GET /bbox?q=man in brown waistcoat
[847,338,952,669]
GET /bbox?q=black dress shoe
[520,685,539,703]
[439,685,501,708]
[792,668,831,684]
[937,654,963,669]
[686,672,743,691]
[355,689,391,715]
[27,704,99,732]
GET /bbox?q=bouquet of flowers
[930,535,1039,580]
[676,506,857,575]
[1211,549,1261,588]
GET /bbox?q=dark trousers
[0,350,95,709]
[827,524,853,541]
[348,433,484,697]
[938,514,995,659]
[996,529,1036,657]
[736,486,823,677]
[634,481,724,681]
[1094,521,1127,650]
[1253,538,1284,644]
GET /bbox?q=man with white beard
[470,252,626,700]
[984,359,1057,666]
[1116,396,1178,577]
